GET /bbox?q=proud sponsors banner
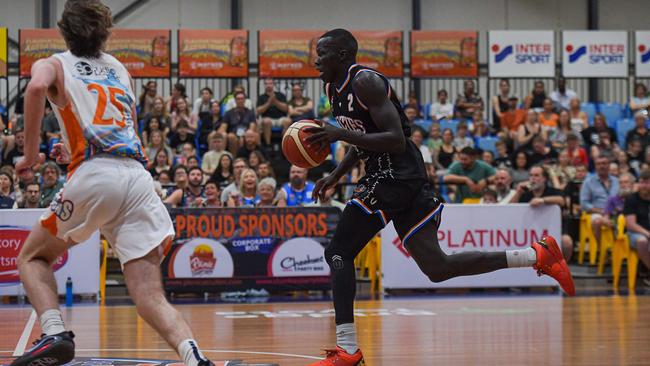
[410,31,478,78]
[0,209,100,296]
[381,204,560,289]
[106,29,171,78]
[178,29,248,78]
[635,31,650,77]
[562,31,628,77]
[352,31,403,77]
[19,29,66,77]
[488,31,554,77]
[162,207,340,292]
[0,28,7,77]
[258,30,324,78]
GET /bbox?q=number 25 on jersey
[87,82,128,128]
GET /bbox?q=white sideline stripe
[1,348,323,360]
[13,310,37,356]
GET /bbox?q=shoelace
[323,348,339,357]
[32,334,47,346]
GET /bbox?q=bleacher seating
[439,119,459,135]
[598,102,623,128]
[476,136,498,155]
[582,102,597,125]
[616,118,635,148]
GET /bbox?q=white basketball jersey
[49,51,147,176]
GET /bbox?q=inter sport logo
[639,45,650,63]
[566,44,587,63]
[493,44,513,63]
[493,43,551,64]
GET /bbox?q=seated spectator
[511,151,530,186]
[220,157,248,204]
[192,87,215,124]
[186,156,200,169]
[492,79,511,130]
[223,91,257,154]
[625,110,650,150]
[627,138,644,175]
[569,97,589,132]
[580,156,620,250]
[201,132,231,176]
[500,96,526,140]
[548,149,576,191]
[142,116,167,147]
[539,98,559,128]
[471,111,491,138]
[166,82,187,114]
[19,182,41,209]
[175,142,197,167]
[443,147,496,203]
[550,77,577,111]
[425,123,443,153]
[481,188,498,204]
[256,177,286,207]
[165,166,205,208]
[403,90,423,118]
[435,128,457,171]
[138,80,159,119]
[453,122,474,150]
[39,162,63,208]
[431,89,454,121]
[257,161,275,180]
[590,131,619,161]
[509,164,574,260]
[236,130,267,161]
[411,128,434,179]
[142,96,171,142]
[491,168,516,204]
[288,82,315,122]
[454,80,483,121]
[517,110,546,153]
[171,96,195,134]
[550,109,581,150]
[157,170,172,186]
[3,129,24,167]
[404,106,420,132]
[623,168,650,273]
[481,150,495,166]
[0,171,16,209]
[528,136,558,166]
[169,122,196,154]
[228,168,259,207]
[524,80,547,111]
[582,113,617,151]
[248,150,266,172]
[199,180,222,208]
[257,78,290,146]
[317,93,333,122]
[493,139,512,169]
[222,84,253,113]
[168,165,188,197]
[279,165,315,207]
[610,161,620,178]
[210,154,234,189]
[615,150,635,179]
[566,132,589,167]
[148,148,172,178]
[197,101,223,149]
[605,172,635,219]
[41,106,61,145]
[629,83,650,115]
[145,130,173,164]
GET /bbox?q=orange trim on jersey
[58,104,87,178]
[40,212,58,237]
[335,64,359,93]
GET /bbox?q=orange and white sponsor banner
[258,29,324,78]
[0,209,99,295]
[381,204,560,289]
[352,30,404,77]
[178,29,248,77]
[410,30,478,77]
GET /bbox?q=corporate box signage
[562,31,628,77]
[635,31,650,77]
[488,31,554,77]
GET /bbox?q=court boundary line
[12,310,36,356]
[0,348,322,360]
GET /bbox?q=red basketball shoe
[308,347,365,366]
[532,235,576,296]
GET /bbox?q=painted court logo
[639,44,650,63]
[567,44,624,64]
[493,43,551,64]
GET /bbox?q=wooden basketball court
[1,296,649,365]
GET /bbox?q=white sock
[506,248,537,268]
[40,309,65,336]
[178,339,208,366]
[336,323,358,355]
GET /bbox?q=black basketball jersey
[326,64,427,182]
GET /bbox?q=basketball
[282,120,330,168]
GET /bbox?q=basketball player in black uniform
[304,29,575,366]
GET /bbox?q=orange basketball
[282,120,331,168]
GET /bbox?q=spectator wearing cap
[444,147,496,203]
[626,110,650,150]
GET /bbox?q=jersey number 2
[87,83,126,128]
[347,94,354,112]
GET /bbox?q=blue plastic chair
[423,103,432,121]
[598,103,623,128]
[439,119,459,135]
[414,119,432,133]
[476,136,498,155]
[582,102,597,125]
[616,118,636,148]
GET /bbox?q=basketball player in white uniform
[11,2,214,366]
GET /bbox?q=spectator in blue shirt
[580,156,620,247]
[280,165,315,207]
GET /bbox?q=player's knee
[423,268,450,283]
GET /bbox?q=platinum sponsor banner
[488,31,555,77]
[562,31,628,77]
[381,204,560,289]
[0,209,100,295]
[635,31,650,77]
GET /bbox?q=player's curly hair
[57,0,112,58]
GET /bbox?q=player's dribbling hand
[305,122,342,152]
[312,174,338,203]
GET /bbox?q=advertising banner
[410,31,478,77]
[0,28,6,77]
[488,31,555,77]
[19,29,66,77]
[162,207,340,292]
[562,31,628,77]
[635,31,650,77]
[178,29,248,78]
[381,204,560,289]
[258,30,324,78]
[352,31,403,77]
[0,209,100,296]
[105,29,171,78]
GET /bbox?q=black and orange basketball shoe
[532,235,576,296]
[307,347,365,366]
[9,331,75,366]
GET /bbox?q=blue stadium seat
[623,103,633,119]
[598,103,623,128]
[476,136,498,155]
[616,118,635,148]
[423,103,432,121]
[414,119,431,133]
[439,119,459,135]
[582,102,597,125]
